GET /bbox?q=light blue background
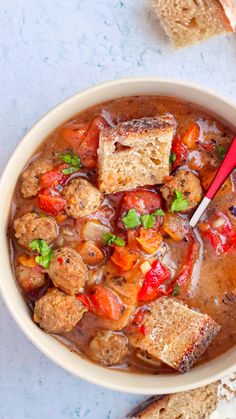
[1,1,236,418]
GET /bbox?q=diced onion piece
[212,217,225,229]
[140,261,151,275]
[82,220,110,243]
[135,350,163,367]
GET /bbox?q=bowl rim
[0,76,236,395]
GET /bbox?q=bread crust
[154,0,236,48]
[98,115,176,194]
[128,298,221,373]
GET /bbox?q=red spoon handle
[206,136,236,200]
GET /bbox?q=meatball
[161,170,203,212]
[15,265,46,293]
[63,178,102,219]
[89,330,129,366]
[21,159,53,198]
[48,247,87,295]
[34,288,87,333]
[14,212,58,248]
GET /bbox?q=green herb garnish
[217,144,226,160]
[170,190,189,213]
[140,214,156,229]
[103,233,125,247]
[173,283,181,296]
[60,153,82,174]
[122,209,140,229]
[29,239,53,269]
[61,166,79,175]
[153,208,165,217]
[169,152,176,163]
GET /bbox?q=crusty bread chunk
[154,0,236,48]
[128,381,219,418]
[98,115,176,194]
[129,298,220,373]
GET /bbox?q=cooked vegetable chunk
[63,178,102,218]
[161,170,203,212]
[21,159,53,198]
[48,247,87,295]
[129,298,220,373]
[14,212,58,248]
[34,288,87,333]
[89,330,129,366]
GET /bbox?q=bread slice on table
[128,298,220,373]
[153,0,236,48]
[127,381,219,418]
[98,115,176,194]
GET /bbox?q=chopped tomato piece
[131,308,148,335]
[138,260,171,302]
[38,188,66,215]
[77,241,104,266]
[182,123,200,149]
[76,293,92,309]
[199,212,236,255]
[111,246,139,271]
[87,285,123,320]
[171,135,188,170]
[40,164,68,189]
[127,230,140,253]
[161,212,188,241]
[136,228,163,254]
[78,116,110,168]
[168,235,199,293]
[60,123,88,149]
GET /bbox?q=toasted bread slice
[98,115,176,194]
[129,298,220,373]
[128,382,219,418]
[154,0,236,48]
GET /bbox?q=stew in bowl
[8,94,236,375]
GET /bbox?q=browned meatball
[21,159,53,198]
[15,265,46,293]
[48,247,87,295]
[14,212,58,248]
[161,170,203,212]
[89,330,129,366]
[63,178,102,219]
[34,288,87,333]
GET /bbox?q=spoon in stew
[189,135,236,228]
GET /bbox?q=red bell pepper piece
[131,308,148,335]
[87,285,123,320]
[171,135,188,170]
[172,235,199,289]
[41,164,68,189]
[76,293,92,309]
[78,116,110,168]
[138,260,171,302]
[199,211,235,255]
[38,188,67,215]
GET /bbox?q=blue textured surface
[0,1,236,418]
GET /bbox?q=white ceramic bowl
[0,78,235,394]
